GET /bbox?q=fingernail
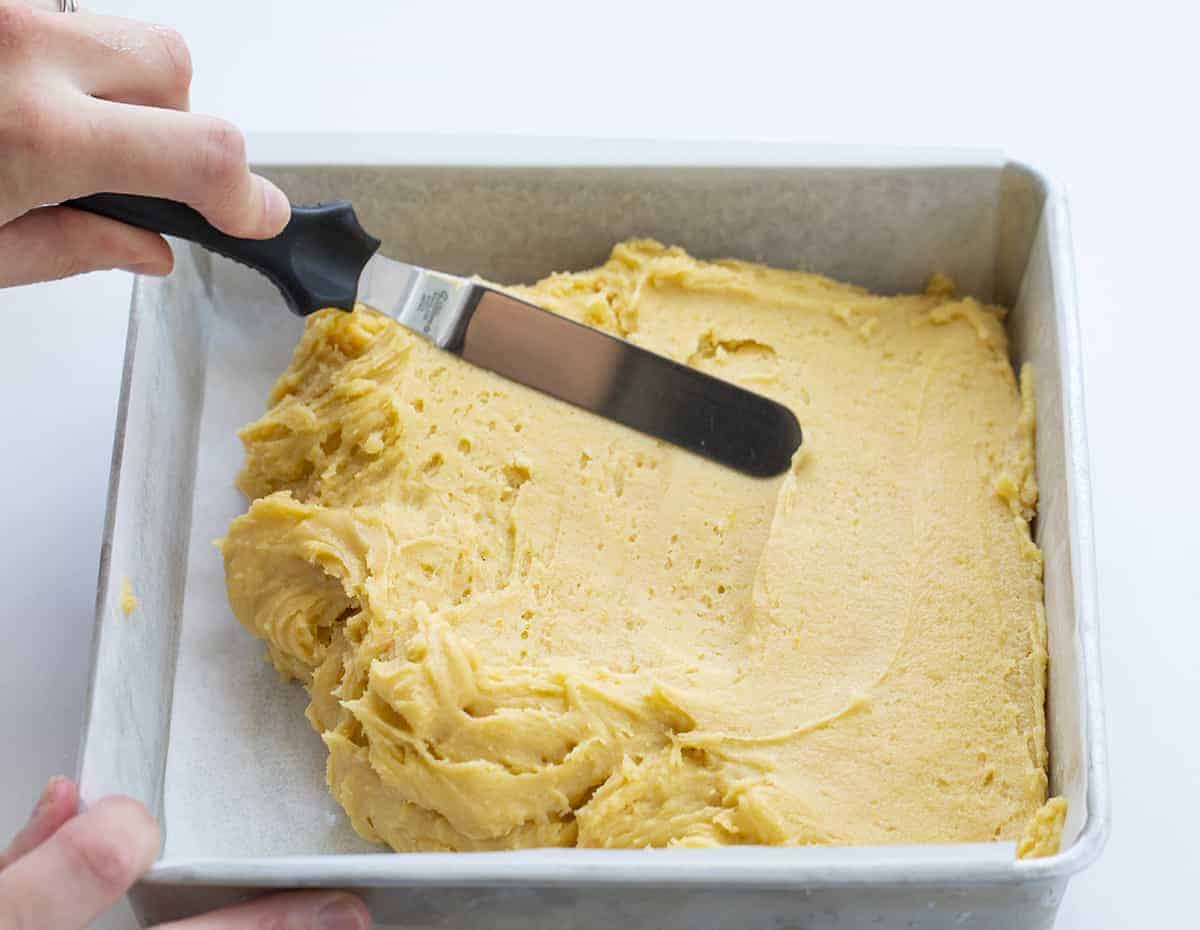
[31,780,56,817]
[315,895,367,930]
[32,776,66,819]
[259,178,291,237]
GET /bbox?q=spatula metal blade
[357,253,802,477]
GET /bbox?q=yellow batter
[221,240,1061,853]
[119,577,137,616]
[1018,796,1067,859]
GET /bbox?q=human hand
[0,777,372,930]
[0,0,290,287]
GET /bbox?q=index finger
[41,96,290,239]
[0,796,160,930]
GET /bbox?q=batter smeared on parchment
[221,240,1063,854]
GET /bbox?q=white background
[1,1,1197,927]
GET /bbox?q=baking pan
[77,138,1109,929]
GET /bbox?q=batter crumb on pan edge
[119,577,137,616]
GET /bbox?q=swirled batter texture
[222,241,1058,852]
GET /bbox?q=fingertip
[141,230,174,273]
[90,795,162,867]
[43,776,80,820]
[34,776,62,816]
[121,245,174,277]
[119,230,174,276]
[47,775,76,800]
[27,776,75,832]
[253,175,291,239]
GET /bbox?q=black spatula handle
[66,194,381,316]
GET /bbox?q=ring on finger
[58,0,80,12]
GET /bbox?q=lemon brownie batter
[222,240,1059,852]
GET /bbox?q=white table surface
[2,1,1196,927]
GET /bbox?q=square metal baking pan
[77,137,1109,930]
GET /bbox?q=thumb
[0,795,160,930]
[0,206,174,288]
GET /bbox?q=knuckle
[194,117,247,187]
[150,25,193,93]
[1,90,56,158]
[56,816,141,898]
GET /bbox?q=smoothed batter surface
[222,240,1056,851]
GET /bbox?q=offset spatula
[69,195,802,477]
